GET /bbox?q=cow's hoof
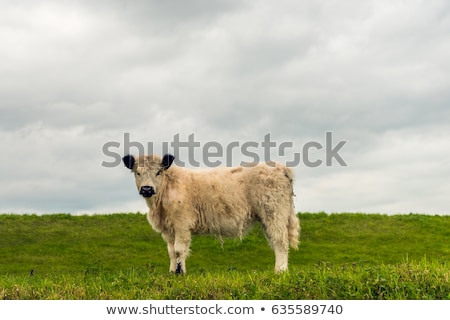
[175,262,183,275]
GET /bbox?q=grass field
[1,212,450,299]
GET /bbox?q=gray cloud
[1,0,450,214]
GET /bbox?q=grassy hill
[1,212,450,299]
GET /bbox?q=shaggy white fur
[123,154,300,274]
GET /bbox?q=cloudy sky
[1,0,449,215]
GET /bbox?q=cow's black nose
[139,186,156,198]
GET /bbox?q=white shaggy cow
[123,154,300,274]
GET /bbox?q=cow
[122,154,300,274]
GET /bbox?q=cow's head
[122,154,175,198]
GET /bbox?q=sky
[1,0,449,215]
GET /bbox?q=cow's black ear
[122,155,135,170]
[161,154,175,170]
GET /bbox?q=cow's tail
[288,208,300,249]
[284,166,300,249]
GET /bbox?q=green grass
[1,212,450,299]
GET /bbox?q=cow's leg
[174,231,191,275]
[167,241,177,273]
[162,234,177,273]
[261,219,290,273]
[273,244,289,273]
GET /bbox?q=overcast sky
[1,0,449,215]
